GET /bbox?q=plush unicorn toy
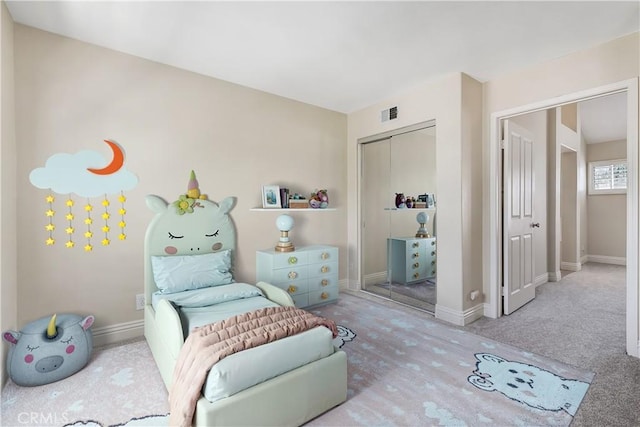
[3,313,95,386]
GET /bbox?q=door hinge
[500,139,505,150]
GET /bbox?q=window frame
[588,158,628,195]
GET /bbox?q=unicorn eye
[168,232,184,239]
[206,230,219,237]
[26,345,39,351]
[61,336,74,344]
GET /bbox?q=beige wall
[561,150,579,265]
[12,25,347,340]
[1,0,17,387]
[587,140,627,259]
[348,72,484,322]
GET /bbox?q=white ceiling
[6,1,638,141]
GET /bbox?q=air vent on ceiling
[381,106,398,122]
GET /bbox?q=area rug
[1,293,593,427]
[1,340,169,427]
[307,293,594,426]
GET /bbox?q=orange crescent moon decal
[87,140,125,175]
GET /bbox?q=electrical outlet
[135,294,145,311]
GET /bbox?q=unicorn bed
[143,172,347,426]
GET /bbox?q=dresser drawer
[308,274,338,292]
[291,293,309,308]
[270,266,308,284]
[269,252,309,269]
[277,279,309,296]
[306,247,338,264]
[307,261,337,278]
[308,286,338,306]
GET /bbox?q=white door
[503,120,537,314]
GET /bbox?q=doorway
[488,79,639,357]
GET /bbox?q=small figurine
[395,193,406,209]
[310,189,329,209]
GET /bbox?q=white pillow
[151,250,233,294]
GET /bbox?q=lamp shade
[276,214,294,232]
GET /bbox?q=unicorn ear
[219,197,236,214]
[3,331,19,345]
[80,315,95,331]
[146,195,168,213]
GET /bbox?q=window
[588,159,627,195]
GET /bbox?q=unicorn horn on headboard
[187,170,207,200]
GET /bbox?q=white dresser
[387,237,436,285]
[256,245,339,308]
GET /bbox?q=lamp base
[415,232,430,238]
[275,242,295,252]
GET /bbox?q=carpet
[307,293,594,426]
[1,293,594,427]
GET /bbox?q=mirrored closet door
[360,122,437,312]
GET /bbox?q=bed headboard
[143,183,236,304]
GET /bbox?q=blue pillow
[151,250,233,294]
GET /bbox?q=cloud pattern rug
[1,293,593,427]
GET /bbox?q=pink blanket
[168,306,338,426]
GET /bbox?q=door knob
[531,222,540,228]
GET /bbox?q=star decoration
[45,195,55,203]
[118,233,127,240]
[101,238,110,246]
[45,223,55,231]
[84,218,93,225]
[102,199,110,207]
[46,237,55,245]
[65,227,74,234]
[45,209,55,217]
[65,213,74,221]
[102,212,111,220]
[84,244,93,252]
[102,225,110,233]
[118,194,127,203]
[66,199,74,207]
[118,208,126,215]
[84,231,93,238]
[118,220,126,228]
[85,204,93,212]
[65,240,75,248]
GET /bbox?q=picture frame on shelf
[262,185,281,209]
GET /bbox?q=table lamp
[275,214,295,252]
[415,212,430,238]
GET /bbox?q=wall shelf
[384,207,435,211]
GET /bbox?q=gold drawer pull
[321,292,329,300]
[431,260,436,265]
[413,262,420,269]
[412,252,420,258]
[321,265,329,273]
[413,273,420,279]
[288,271,298,279]
[412,242,420,248]
[287,285,297,294]
[288,256,298,265]
[321,252,329,260]
[431,241,436,246]
[321,279,329,286]
[431,251,436,256]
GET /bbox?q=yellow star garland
[45,194,55,246]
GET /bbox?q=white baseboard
[560,261,582,271]
[436,303,484,326]
[92,319,144,347]
[586,255,626,266]
[534,273,549,288]
[363,271,388,286]
[548,270,562,282]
